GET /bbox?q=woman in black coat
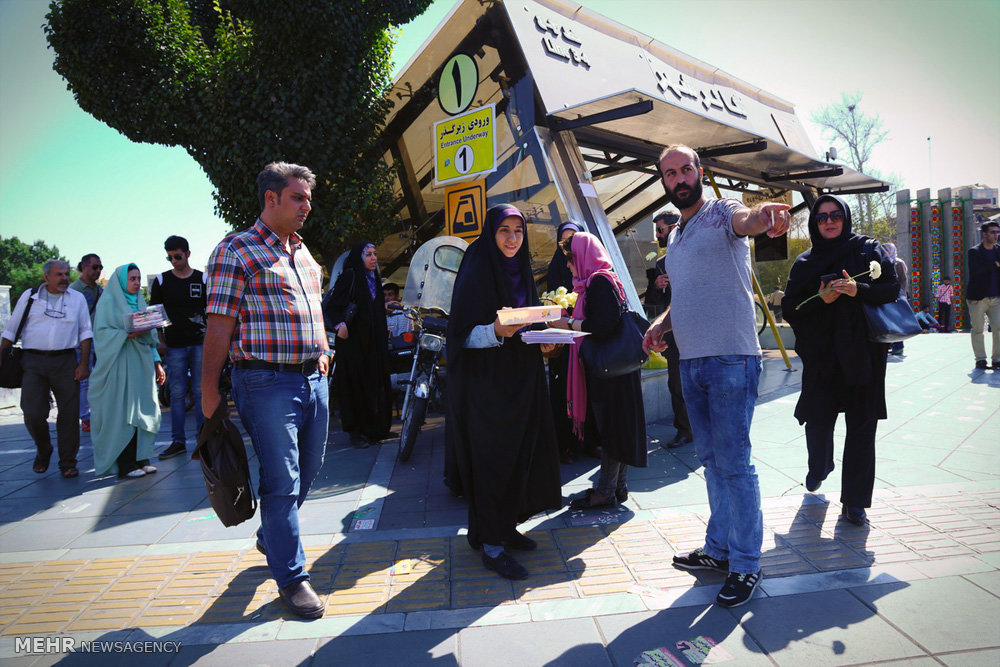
[446,204,562,581]
[553,232,647,508]
[782,195,899,526]
[546,220,585,463]
[325,242,393,447]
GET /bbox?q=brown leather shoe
[278,580,324,619]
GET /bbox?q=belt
[23,349,75,356]
[234,359,319,375]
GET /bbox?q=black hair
[382,282,401,293]
[164,235,189,252]
[77,253,100,272]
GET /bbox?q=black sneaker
[716,570,762,608]
[975,359,989,370]
[159,441,187,460]
[992,361,1000,371]
[672,547,729,573]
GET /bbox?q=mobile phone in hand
[820,273,838,283]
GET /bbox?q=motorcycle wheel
[398,396,428,462]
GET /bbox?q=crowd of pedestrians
[1,152,995,618]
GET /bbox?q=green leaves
[45,0,433,259]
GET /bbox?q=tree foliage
[44,0,433,262]
[0,236,68,300]
[810,92,898,242]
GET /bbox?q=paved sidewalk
[0,334,997,665]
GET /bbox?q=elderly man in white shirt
[0,260,93,478]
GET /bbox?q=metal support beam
[697,139,767,159]
[549,99,654,132]
[825,184,891,195]
[763,166,843,182]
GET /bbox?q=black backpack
[192,400,257,527]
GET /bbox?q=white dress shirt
[2,287,93,350]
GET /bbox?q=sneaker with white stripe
[715,570,762,608]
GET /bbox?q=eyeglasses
[815,211,846,224]
[90,264,103,270]
[167,253,185,261]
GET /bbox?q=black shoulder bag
[580,293,651,378]
[0,286,39,389]
[861,240,922,343]
[192,399,257,527]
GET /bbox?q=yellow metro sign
[445,179,486,240]
[433,104,496,186]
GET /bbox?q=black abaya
[445,205,561,547]
[325,243,392,441]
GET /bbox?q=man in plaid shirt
[202,162,332,619]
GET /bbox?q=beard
[657,235,669,248]
[665,178,703,209]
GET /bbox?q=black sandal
[569,489,615,509]
[33,454,50,474]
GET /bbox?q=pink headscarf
[566,232,626,437]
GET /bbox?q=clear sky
[1,0,997,283]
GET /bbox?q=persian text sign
[433,104,496,186]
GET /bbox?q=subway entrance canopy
[376,0,889,306]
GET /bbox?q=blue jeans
[76,348,96,420]
[231,367,328,589]
[680,355,763,574]
[165,345,204,443]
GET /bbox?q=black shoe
[482,551,529,580]
[255,539,266,555]
[278,580,324,619]
[672,547,729,573]
[805,473,822,492]
[975,359,989,370]
[504,531,537,551]
[569,488,616,509]
[992,361,1000,371]
[349,433,371,449]
[663,432,692,450]
[159,441,187,460]
[842,506,867,526]
[716,570,762,608]
[615,487,628,503]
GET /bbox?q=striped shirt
[206,219,326,363]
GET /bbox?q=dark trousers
[115,430,148,476]
[663,331,691,437]
[937,302,952,332]
[805,412,878,508]
[21,351,80,470]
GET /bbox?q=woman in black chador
[325,242,393,447]
[781,195,898,526]
[446,204,561,580]
[545,220,585,463]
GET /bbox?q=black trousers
[663,330,690,437]
[547,349,579,458]
[805,412,878,508]
[937,302,952,332]
[21,351,80,470]
[116,430,149,476]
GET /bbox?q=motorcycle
[395,235,468,461]
[396,306,448,461]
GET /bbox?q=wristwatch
[567,317,576,330]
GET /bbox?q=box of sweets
[124,304,171,332]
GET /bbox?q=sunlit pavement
[0,333,997,665]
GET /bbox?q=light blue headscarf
[118,263,140,310]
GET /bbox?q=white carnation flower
[869,260,882,280]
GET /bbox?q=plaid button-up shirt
[206,219,326,363]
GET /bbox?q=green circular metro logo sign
[437,53,478,116]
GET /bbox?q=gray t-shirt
[663,198,761,360]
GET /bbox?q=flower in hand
[796,260,882,310]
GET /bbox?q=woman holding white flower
[781,195,899,526]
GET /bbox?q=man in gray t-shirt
[644,144,790,609]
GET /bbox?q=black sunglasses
[167,253,185,261]
[815,211,846,224]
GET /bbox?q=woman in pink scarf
[553,232,647,508]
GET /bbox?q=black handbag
[862,241,922,343]
[192,399,257,527]
[580,301,651,378]
[0,286,39,389]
